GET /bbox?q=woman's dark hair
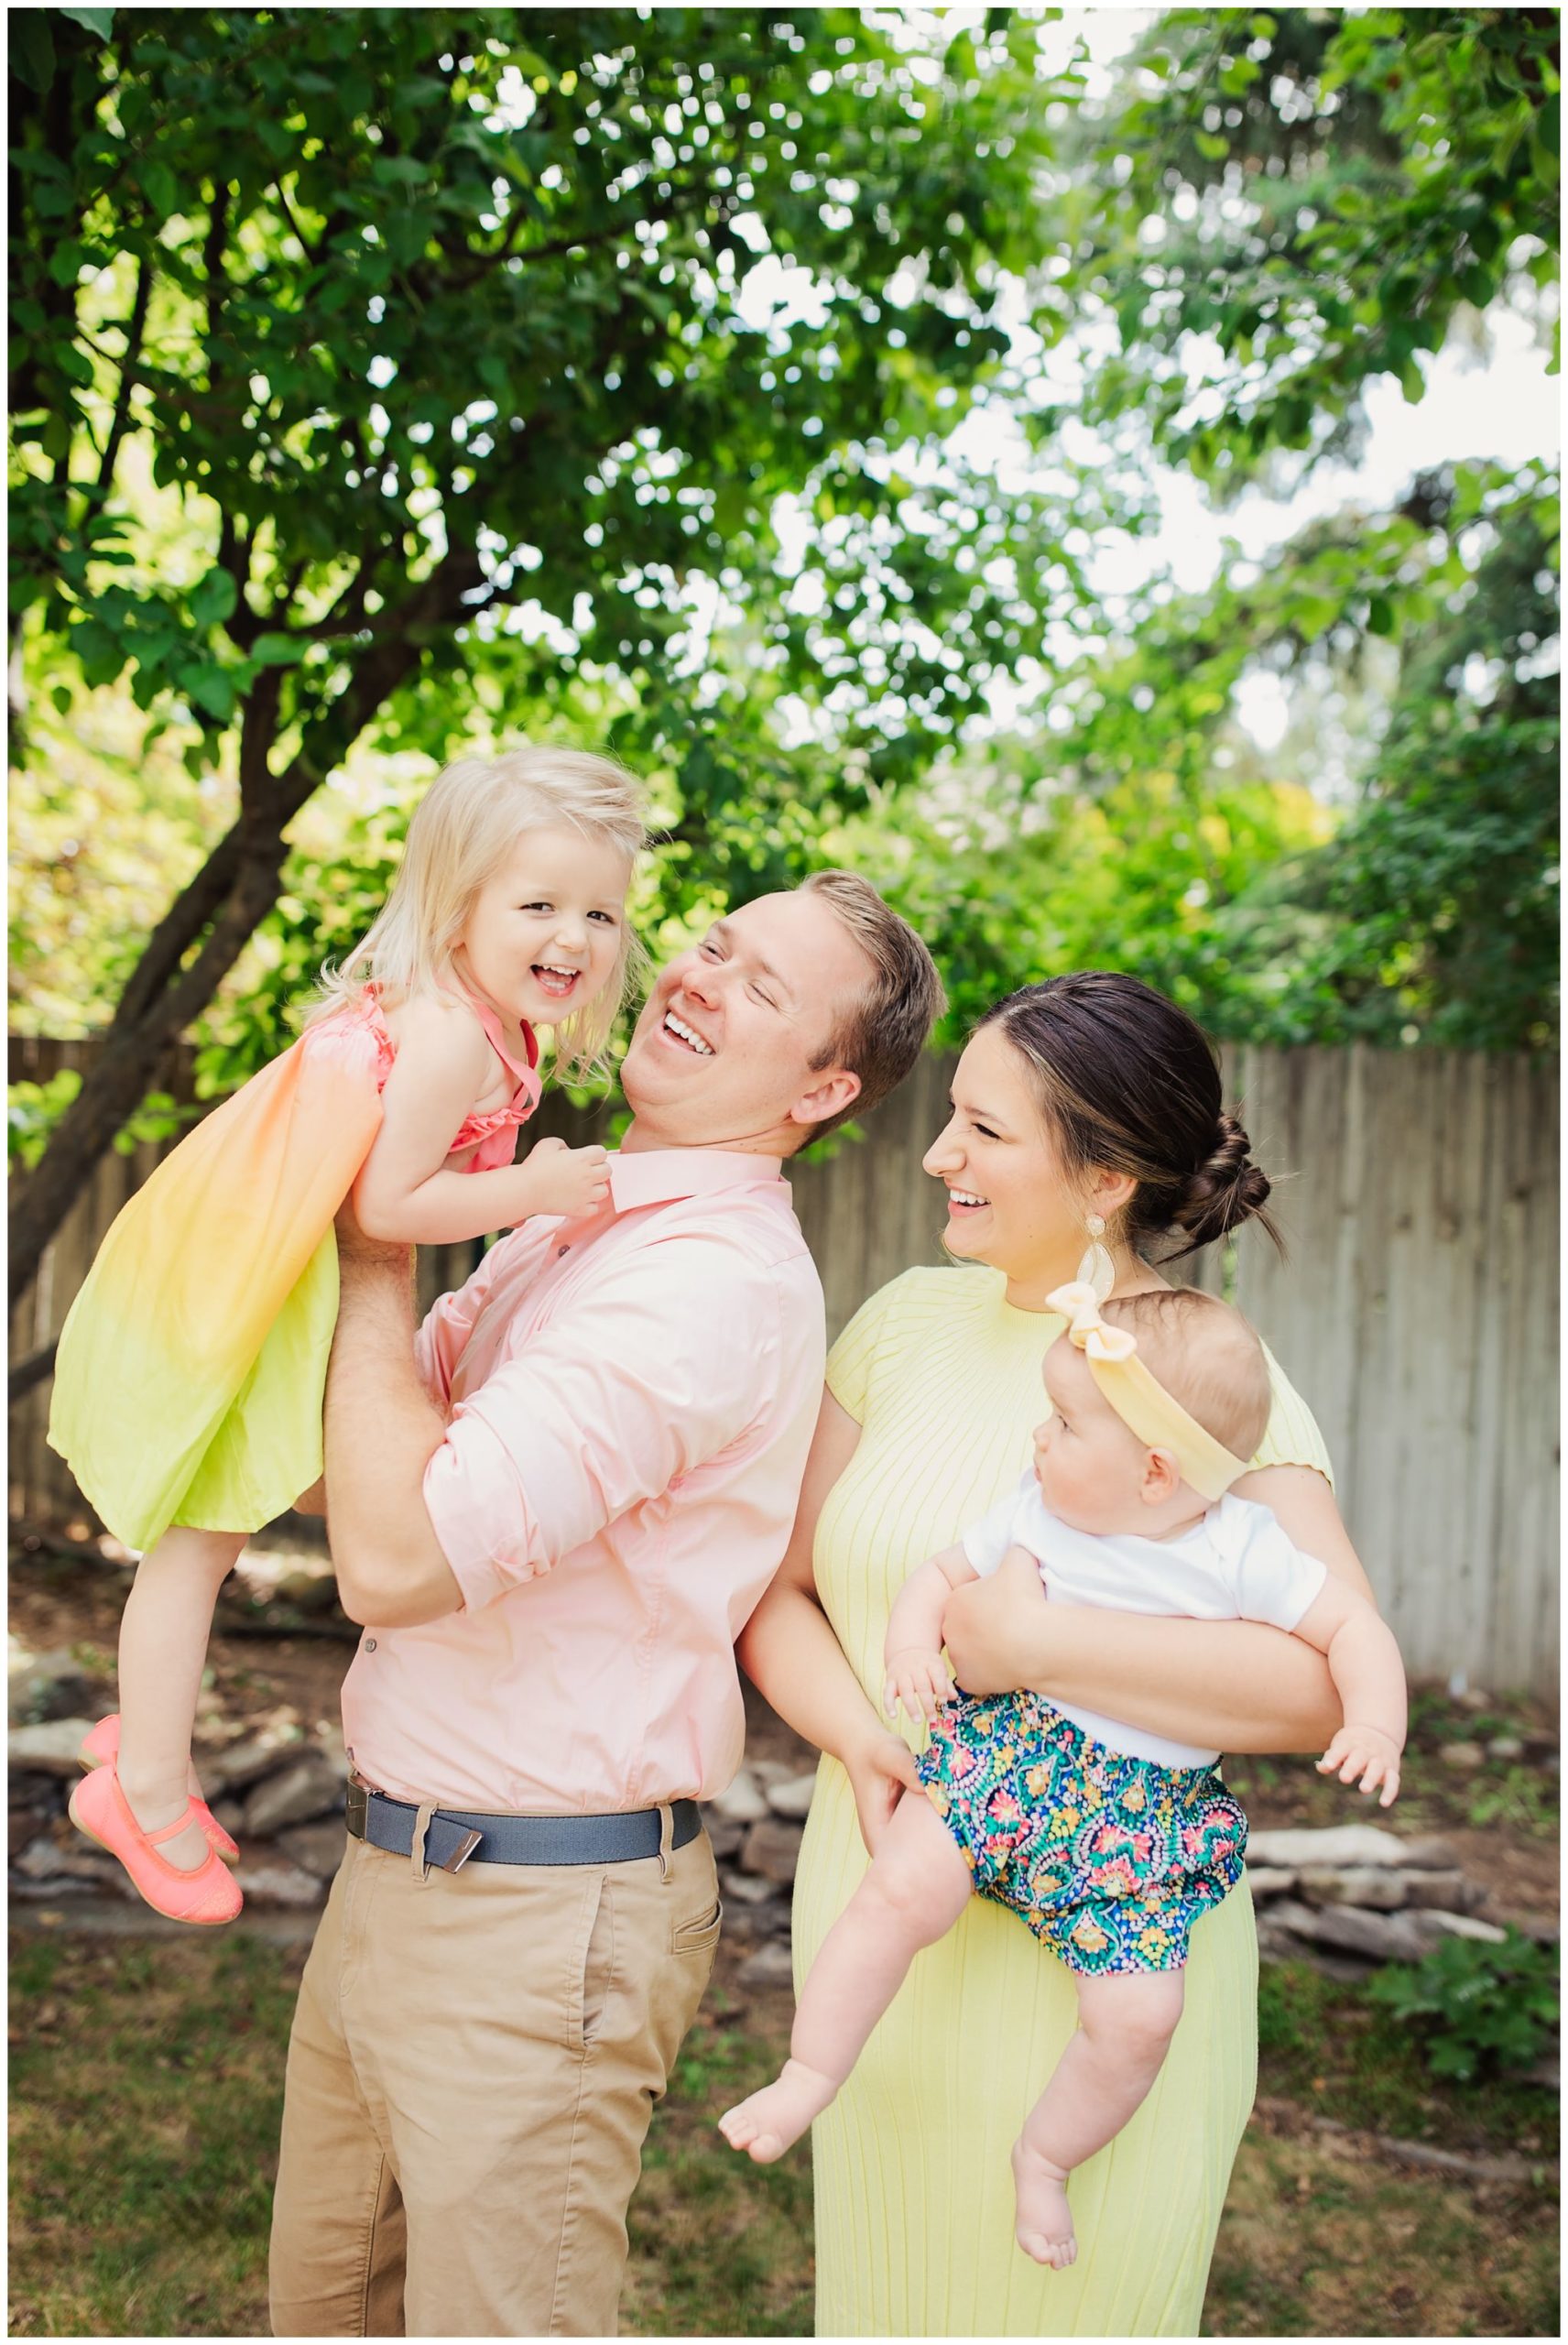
[976,973,1282,1261]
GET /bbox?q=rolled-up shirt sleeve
[414,1239,512,1408]
[422,1231,779,1613]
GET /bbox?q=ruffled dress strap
[446,993,543,1169]
[463,994,540,1087]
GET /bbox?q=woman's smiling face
[921,1023,1096,1294]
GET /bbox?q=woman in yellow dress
[738,972,1377,2337]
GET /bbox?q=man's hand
[883,1643,955,1724]
[844,1729,920,1857]
[941,1545,1049,1695]
[1318,1722,1403,1806]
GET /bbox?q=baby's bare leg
[1013,1967,1185,2269]
[115,1528,247,1869]
[719,1789,973,2162]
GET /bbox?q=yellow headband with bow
[1045,1281,1250,1500]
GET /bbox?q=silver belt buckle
[439,1827,485,1875]
[345,1775,369,1838]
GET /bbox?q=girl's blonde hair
[312,745,648,1080]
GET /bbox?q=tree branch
[8,1341,58,1406]
[93,255,150,503]
[273,178,321,264]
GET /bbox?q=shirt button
[558,1244,570,1257]
[364,1637,377,1652]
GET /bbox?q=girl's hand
[884,1644,954,1724]
[844,1729,920,1858]
[1317,1723,1402,1806]
[512,1139,612,1221]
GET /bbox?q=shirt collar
[607,1146,788,1214]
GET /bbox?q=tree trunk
[7,831,289,1302]
[7,543,484,1304]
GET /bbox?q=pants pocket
[567,1871,614,2057]
[670,1895,723,1958]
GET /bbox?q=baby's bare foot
[717,2059,839,2164]
[1011,2137,1077,2269]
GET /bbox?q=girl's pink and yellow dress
[47,990,539,1552]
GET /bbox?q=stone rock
[15,1839,119,1887]
[272,1567,342,1613]
[244,1752,344,1837]
[8,1770,64,1815]
[1397,1870,1483,1914]
[1397,1835,1464,1871]
[1439,1741,1486,1770]
[720,1866,781,1906]
[1243,1866,1298,1899]
[1486,1735,1526,1761]
[1245,1825,1416,1871]
[277,1818,350,1880]
[1268,1898,1435,1965]
[1417,1910,1508,1947]
[737,1940,796,1989]
[1300,1866,1409,1912]
[709,1770,769,1826]
[765,1772,818,1821]
[7,1644,94,1727]
[702,1816,746,1863]
[199,1725,307,1793]
[9,1807,54,1859]
[234,1855,327,1908]
[715,1901,770,1942]
[748,1760,796,1787]
[211,1798,246,1839]
[6,1718,97,1777]
[739,1816,804,1883]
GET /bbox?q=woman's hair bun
[1173,1111,1275,1248]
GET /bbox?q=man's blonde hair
[1098,1288,1272,1466]
[800,869,946,1141]
[312,746,647,1079]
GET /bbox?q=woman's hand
[941,1546,1049,1695]
[844,1729,920,1857]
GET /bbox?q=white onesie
[962,1474,1328,1770]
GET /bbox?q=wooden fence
[9,1036,1559,1693]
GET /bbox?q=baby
[721,1282,1406,2269]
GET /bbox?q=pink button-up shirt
[339,1148,825,1811]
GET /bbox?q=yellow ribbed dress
[792,1264,1334,2339]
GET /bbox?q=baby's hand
[1317,1723,1402,1807]
[883,1644,954,1726]
[513,1138,612,1221]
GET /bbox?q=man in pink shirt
[269,870,944,2337]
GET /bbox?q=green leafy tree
[1079,5,1560,480]
[8,4,1112,1296]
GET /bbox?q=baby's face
[1031,1340,1149,1535]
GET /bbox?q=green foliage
[9,6,1109,811]
[1083,7,1561,482]
[7,1070,82,1170]
[6,5,1560,1159]
[1367,1927,1560,2084]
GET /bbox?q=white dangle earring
[1077,1210,1115,1302]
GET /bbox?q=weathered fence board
[8,1036,1558,1692]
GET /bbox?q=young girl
[49,745,645,1925]
[721,1281,1407,2268]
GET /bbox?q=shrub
[1367,1927,1560,2083]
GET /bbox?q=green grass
[1256,1956,1558,2151]
[8,1929,1559,2338]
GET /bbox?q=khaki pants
[268,1823,721,2338]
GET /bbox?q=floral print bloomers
[915,1689,1248,1978]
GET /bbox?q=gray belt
[345,1776,702,1874]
